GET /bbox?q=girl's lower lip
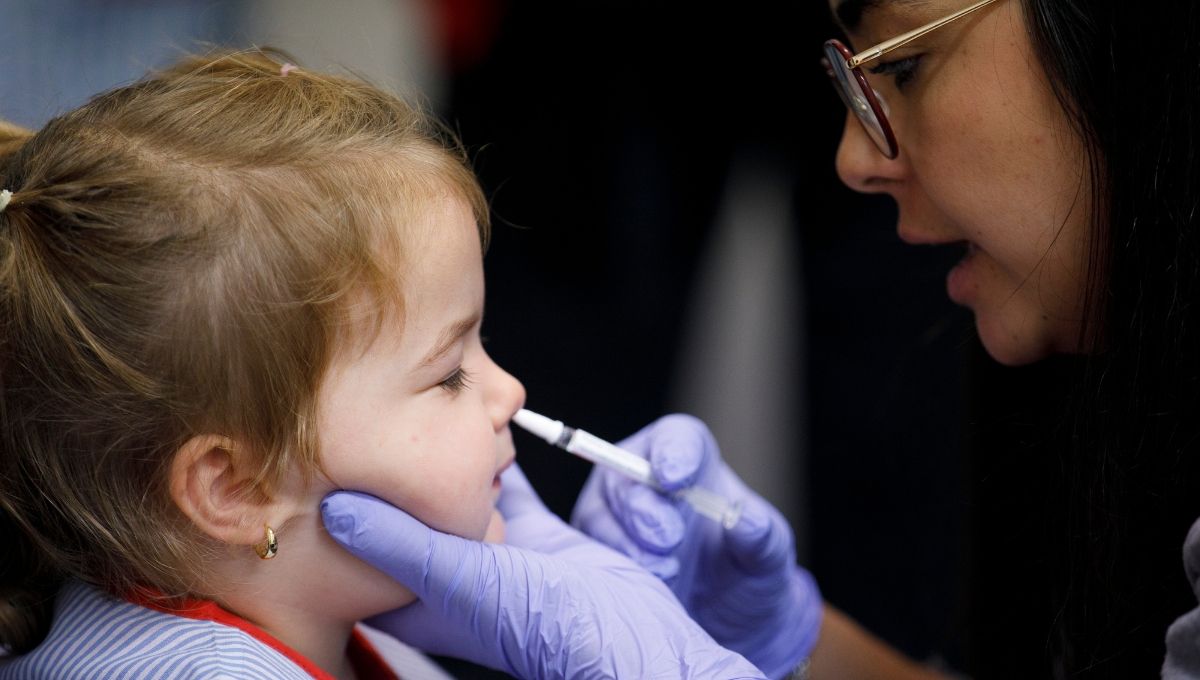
[946,243,978,304]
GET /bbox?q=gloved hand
[571,414,822,680]
[321,464,765,680]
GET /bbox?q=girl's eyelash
[439,367,475,394]
[868,55,923,89]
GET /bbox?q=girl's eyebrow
[419,312,481,367]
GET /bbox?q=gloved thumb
[725,494,795,576]
[321,490,469,600]
[495,463,548,520]
[644,414,710,491]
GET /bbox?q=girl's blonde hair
[0,48,488,653]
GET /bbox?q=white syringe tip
[512,408,565,445]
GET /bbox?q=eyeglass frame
[823,0,1005,159]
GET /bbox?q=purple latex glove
[571,414,822,680]
[321,464,765,680]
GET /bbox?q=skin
[176,195,525,679]
[312,195,522,556]
[833,0,1092,366]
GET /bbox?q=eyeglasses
[822,0,1004,159]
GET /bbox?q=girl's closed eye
[439,366,475,394]
[869,55,923,89]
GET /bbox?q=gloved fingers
[322,490,489,602]
[496,463,549,520]
[624,483,687,552]
[604,413,722,551]
[366,605,471,663]
[643,414,714,491]
[613,413,713,491]
[503,500,586,553]
[498,470,627,560]
[321,491,432,587]
[572,473,681,579]
[635,551,681,581]
[725,493,796,576]
[368,603,521,676]
[503,501,660,579]
[595,465,686,554]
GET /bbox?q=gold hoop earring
[255,525,278,560]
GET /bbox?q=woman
[327,0,1200,677]
[579,0,1200,677]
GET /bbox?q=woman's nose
[835,112,906,193]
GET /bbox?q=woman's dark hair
[1024,0,1200,675]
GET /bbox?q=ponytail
[0,504,61,654]
[0,118,57,654]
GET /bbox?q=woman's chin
[975,315,1055,367]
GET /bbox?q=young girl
[0,49,525,678]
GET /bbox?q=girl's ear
[169,434,295,547]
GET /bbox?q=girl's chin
[483,509,506,543]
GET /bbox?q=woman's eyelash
[868,55,923,89]
[439,367,475,394]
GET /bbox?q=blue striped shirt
[0,580,450,679]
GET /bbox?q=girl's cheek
[483,510,505,543]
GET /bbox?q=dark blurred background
[1,1,1078,677]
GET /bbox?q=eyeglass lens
[822,41,892,157]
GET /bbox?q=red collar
[127,589,399,680]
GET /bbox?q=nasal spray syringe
[512,409,743,529]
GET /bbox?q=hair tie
[280,63,297,77]
[0,189,11,213]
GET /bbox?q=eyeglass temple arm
[846,0,1003,69]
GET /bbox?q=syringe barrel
[565,430,656,486]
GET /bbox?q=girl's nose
[834,112,907,193]
[485,356,526,430]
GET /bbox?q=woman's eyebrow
[836,0,880,30]
[419,313,481,368]
[835,0,927,32]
